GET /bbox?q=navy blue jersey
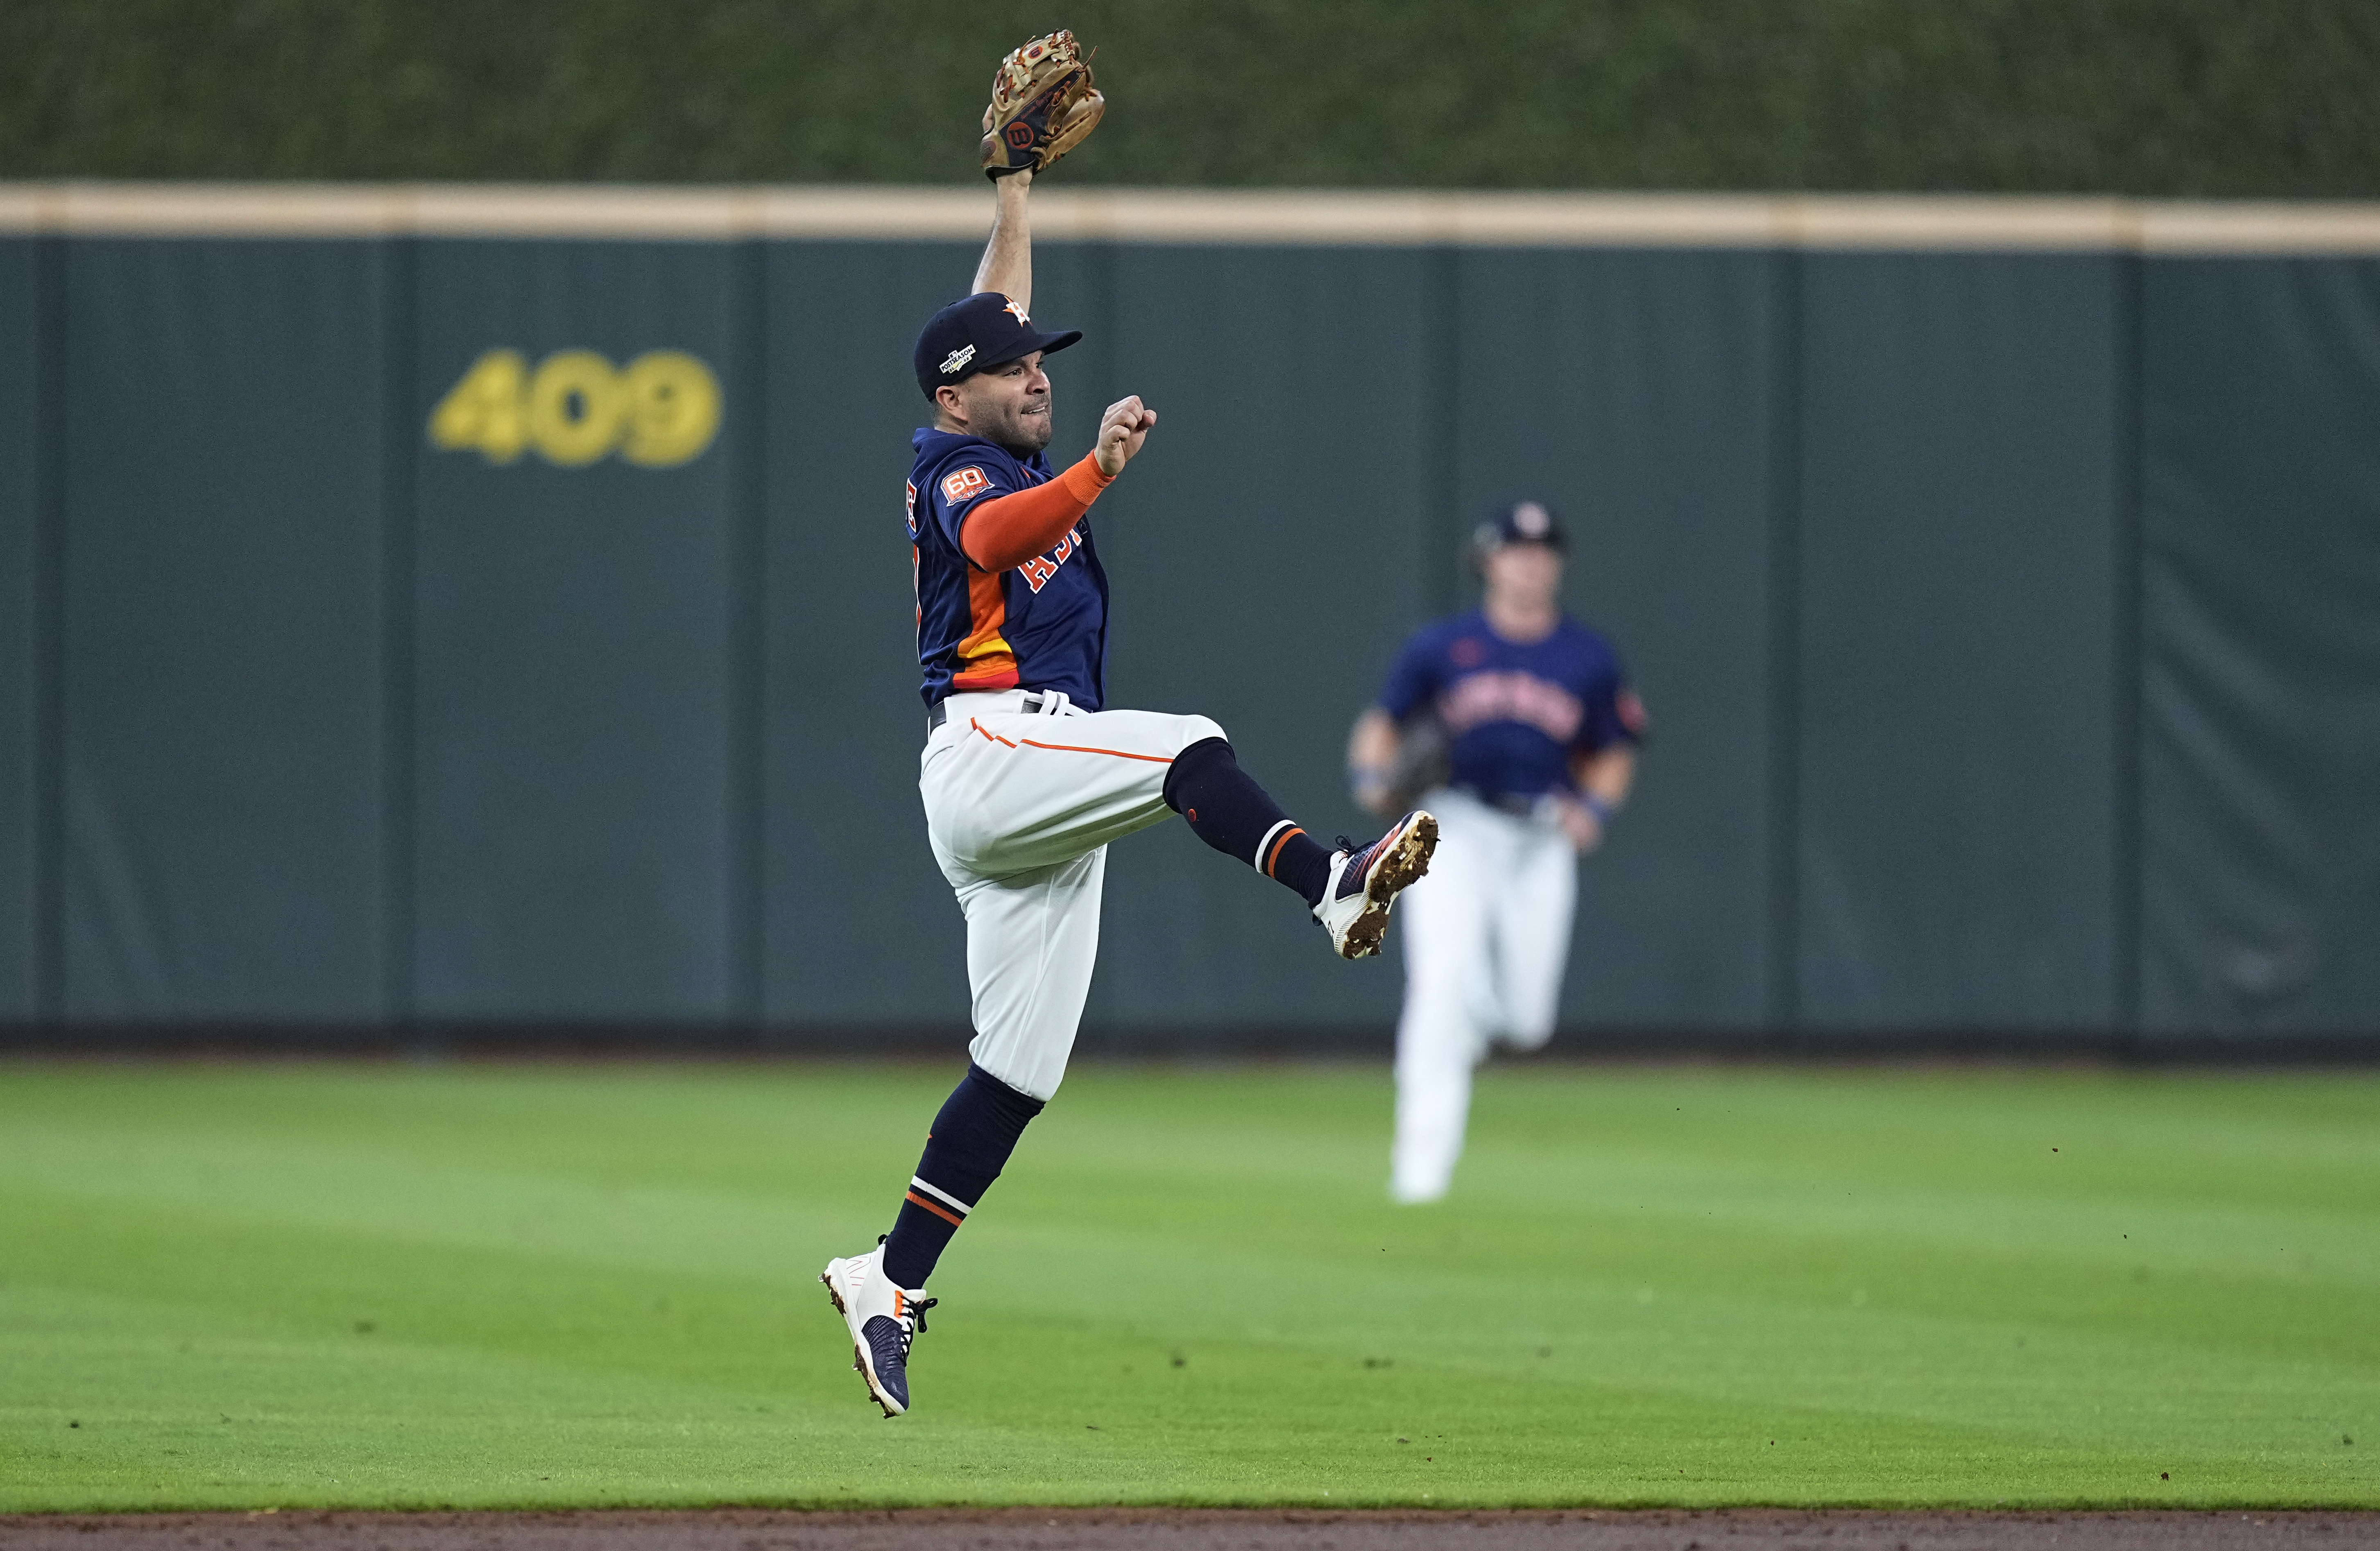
[908,428,1110,709]
[1377,608,1642,803]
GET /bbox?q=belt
[1457,784,1543,818]
[927,692,1044,732]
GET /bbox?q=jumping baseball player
[1348,501,1643,1204]
[820,33,1436,1419]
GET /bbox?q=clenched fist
[1094,395,1156,476]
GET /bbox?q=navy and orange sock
[1163,737,1334,908]
[881,1062,1045,1290]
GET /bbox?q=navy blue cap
[913,292,1082,399]
[1471,499,1567,557]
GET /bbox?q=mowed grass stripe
[8,1167,2370,1451]
[6,1073,2371,1367]
[2,1226,2296,1511]
[0,1061,2373,1509]
[14,1171,2366,1439]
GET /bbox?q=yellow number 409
[429,348,722,468]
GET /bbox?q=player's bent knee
[966,1042,1065,1103]
[1176,714,1226,751]
[1159,719,1234,816]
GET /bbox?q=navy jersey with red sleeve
[908,427,1110,709]
[1377,607,1644,804]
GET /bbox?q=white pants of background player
[1390,786,1578,1203]
[919,688,1225,1102]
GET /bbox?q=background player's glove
[980,31,1105,180]
[1369,713,1451,814]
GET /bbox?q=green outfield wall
[1,189,2375,1050]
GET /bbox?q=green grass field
[1,1059,2374,1512]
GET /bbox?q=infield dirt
[3,1508,2376,1550]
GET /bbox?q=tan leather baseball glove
[980,30,1105,179]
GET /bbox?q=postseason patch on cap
[915,289,1082,399]
[1511,501,1553,538]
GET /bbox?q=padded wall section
[1795,254,2121,1032]
[17,231,2380,1046]
[0,241,34,1018]
[1452,249,1776,1032]
[2140,260,2380,1039]
[59,241,386,1020]
[410,242,744,1020]
[1082,245,1436,1035]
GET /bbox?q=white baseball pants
[919,689,1225,1101]
[1390,786,1578,1202]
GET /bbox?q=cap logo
[1514,502,1550,536]
[939,343,976,376]
[1002,298,1030,324]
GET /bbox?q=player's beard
[994,398,1055,457]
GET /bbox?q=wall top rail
[2,183,2379,255]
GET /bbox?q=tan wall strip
[2,183,2376,255]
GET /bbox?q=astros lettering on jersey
[1378,607,1643,801]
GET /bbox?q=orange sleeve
[959,454,1114,572]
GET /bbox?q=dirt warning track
[1,1509,2372,1550]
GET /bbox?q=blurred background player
[1348,501,1645,1203]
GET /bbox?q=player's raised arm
[971,170,1033,312]
[967,27,1105,312]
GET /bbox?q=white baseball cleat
[820,1238,935,1418]
[1314,810,1438,959]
